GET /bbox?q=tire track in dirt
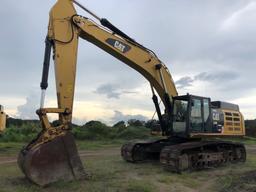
[0,147,121,165]
[0,145,255,165]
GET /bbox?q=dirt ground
[0,147,121,165]
[0,144,255,166]
[0,145,255,192]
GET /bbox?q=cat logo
[106,38,131,53]
[114,41,126,52]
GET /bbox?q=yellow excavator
[18,0,246,186]
[0,105,6,132]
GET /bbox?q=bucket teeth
[18,132,87,186]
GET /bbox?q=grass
[0,142,25,156]
[76,140,124,151]
[0,140,123,157]
[0,139,255,192]
[214,156,256,192]
[126,180,156,192]
[220,136,256,145]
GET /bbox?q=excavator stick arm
[18,0,87,186]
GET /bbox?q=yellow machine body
[222,109,245,135]
[190,108,245,137]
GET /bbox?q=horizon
[6,115,256,127]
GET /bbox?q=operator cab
[172,94,212,137]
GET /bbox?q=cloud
[221,2,256,31]
[72,117,87,126]
[194,71,238,82]
[94,83,139,99]
[17,93,39,119]
[176,71,238,89]
[0,0,255,120]
[175,77,194,89]
[95,84,121,99]
[111,110,148,124]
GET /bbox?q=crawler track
[121,139,162,162]
[121,139,246,172]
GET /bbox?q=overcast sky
[0,0,255,125]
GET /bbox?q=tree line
[2,117,256,143]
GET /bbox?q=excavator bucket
[18,132,87,186]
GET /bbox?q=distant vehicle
[0,105,6,132]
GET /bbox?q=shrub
[245,120,256,137]
[0,123,41,142]
[1,119,152,142]
[127,119,145,127]
[114,126,149,140]
[73,121,113,140]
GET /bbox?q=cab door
[189,96,211,133]
[203,98,212,132]
[190,97,204,133]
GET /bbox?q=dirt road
[0,145,255,192]
[1,145,255,165]
[0,147,121,165]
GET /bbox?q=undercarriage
[121,137,246,172]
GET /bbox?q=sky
[0,0,255,125]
